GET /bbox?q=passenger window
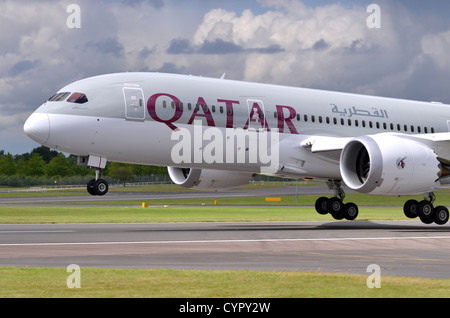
[67,92,88,104]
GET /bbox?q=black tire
[94,179,109,196]
[418,200,434,219]
[328,197,344,220]
[343,202,359,221]
[315,197,329,215]
[434,206,449,225]
[403,199,418,219]
[87,179,96,196]
[420,215,434,224]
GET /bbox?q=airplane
[23,72,450,225]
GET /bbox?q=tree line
[0,146,168,187]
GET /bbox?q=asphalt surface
[1,221,450,279]
[0,184,329,205]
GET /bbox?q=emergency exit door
[123,87,145,121]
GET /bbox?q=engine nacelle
[168,167,254,190]
[340,134,440,195]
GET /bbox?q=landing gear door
[246,99,267,131]
[123,87,145,121]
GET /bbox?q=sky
[2,0,450,154]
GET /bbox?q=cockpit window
[48,92,70,102]
[67,92,88,104]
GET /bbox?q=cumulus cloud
[1,0,450,154]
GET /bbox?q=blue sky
[1,0,450,154]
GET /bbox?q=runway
[0,185,328,205]
[1,221,450,279]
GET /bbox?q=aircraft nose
[24,112,50,145]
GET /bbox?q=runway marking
[0,230,75,234]
[2,235,450,246]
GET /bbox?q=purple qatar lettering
[276,105,298,134]
[147,93,299,135]
[187,97,215,127]
[147,93,182,130]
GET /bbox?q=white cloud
[422,30,450,71]
[1,0,450,154]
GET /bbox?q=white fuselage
[24,72,450,181]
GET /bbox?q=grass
[1,267,450,298]
[1,185,450,298]
[0,205,408,224]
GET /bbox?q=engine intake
[340,134,440,195]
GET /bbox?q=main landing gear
[403,193,449,225]
[314,181,359,221]
[314,184,449,225]
[87,169,109,196]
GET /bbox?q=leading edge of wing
[301,136,353,153]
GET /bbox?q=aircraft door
[246,99,267,131]
[123,87,145,121]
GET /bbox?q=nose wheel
[87,169,109,196]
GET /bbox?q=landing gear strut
[87,169,109,196]
[315,181,359,221]
[403,192,449,225]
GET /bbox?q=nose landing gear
[78,155,109,196]
[87,169,109,196]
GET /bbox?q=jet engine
[340,134,441,195]
[168,167,255,190]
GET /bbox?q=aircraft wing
[301,136,353,153]
[301,132,450,162]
